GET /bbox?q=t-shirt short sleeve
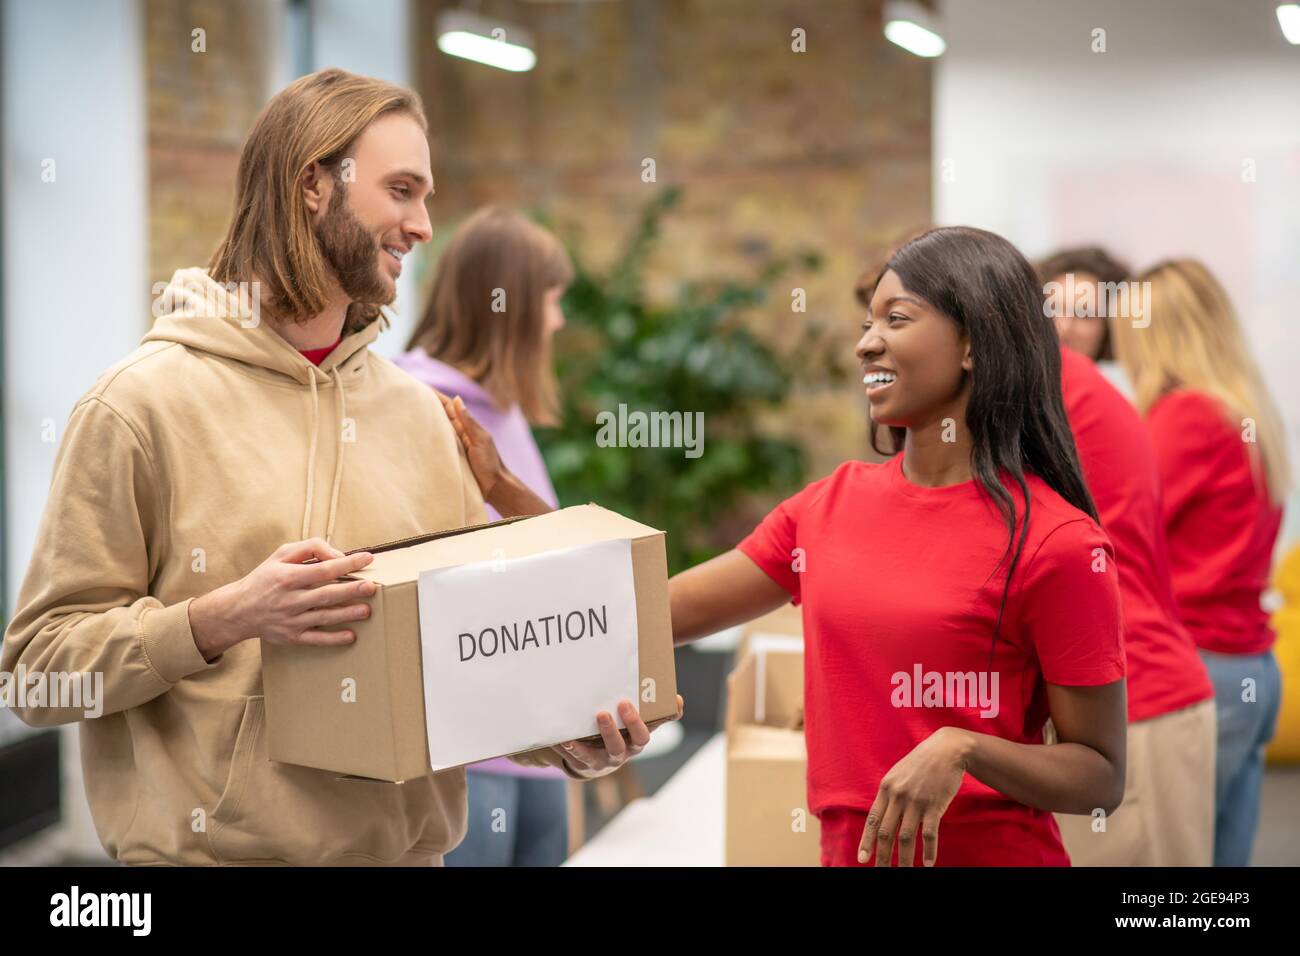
[1015,517,1126,686]
[1146,389,1240,525]
[736,475,833,604]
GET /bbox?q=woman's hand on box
[554,695,685,779]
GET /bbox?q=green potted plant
[537,188,846,574]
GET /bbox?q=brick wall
[145,0,274,305]
[415,0,932,474]
[141,0,932,473]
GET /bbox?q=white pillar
[308,0,422,357]
[2,0,147,862]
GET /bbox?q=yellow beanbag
[1266,544,1300,764]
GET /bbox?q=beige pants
[1052,698,1216,866]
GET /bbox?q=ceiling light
[883,0,946,58]
[1278,4,1300,44]
[436,9,536,72]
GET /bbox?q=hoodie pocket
[207,695,458,865]
[206,695,265,863]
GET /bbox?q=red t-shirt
[299,337,342,366]
[738,455,1124,866]
[1146,389,1283,655]
[1058,347,1212,722]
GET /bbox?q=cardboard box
[724,628,820,866]
[734,603,804,663]
[262,505,678,781]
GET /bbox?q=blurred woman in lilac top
[395,355,559,522]
[393,207,573,866]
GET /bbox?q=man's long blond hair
[1111,258,1291,504]
[209,68,427,333]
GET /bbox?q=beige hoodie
[2,268,570,865]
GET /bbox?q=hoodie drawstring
[323,366,348,545]
[300,364,349,546]
[301,371,321,541]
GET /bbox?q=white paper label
[416,537,640,771]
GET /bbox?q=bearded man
[1,68,663,866]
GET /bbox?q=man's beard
[313,183,394,309]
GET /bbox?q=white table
[564,731,726,867]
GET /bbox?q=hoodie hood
[142,268,383,544]
[142,268,382,384]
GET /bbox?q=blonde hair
[407,207,573,426]
[209,68,427,333]
[1112,258,1291,504]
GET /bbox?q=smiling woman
[666,226,1129,867]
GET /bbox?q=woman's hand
[438,392,507,500]
[438,391,554,518]
[858,726,971,867]
[553,695,685,778]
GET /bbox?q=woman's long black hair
[867,226,1097,666]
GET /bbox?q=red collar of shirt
[299,336,343,366]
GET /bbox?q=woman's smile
[863,365,898,399]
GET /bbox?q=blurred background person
[1039,247,1134,396]
[393,206,573,866]
[1052,344,1216,865]
[1112,258,1291,866]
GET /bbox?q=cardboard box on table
[725,607,820,866]
[734,603,804,662]
[262,505,678,782]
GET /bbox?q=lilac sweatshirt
[391,346,563,778]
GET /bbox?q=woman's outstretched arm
[669,550,792,646]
